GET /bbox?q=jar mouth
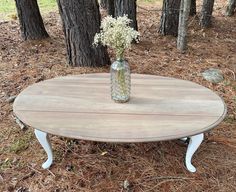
[116,58,125,62]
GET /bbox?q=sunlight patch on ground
[0,0,161,21]
[0,0,57,21]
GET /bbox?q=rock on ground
[202,68,224,84]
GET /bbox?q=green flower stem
[117,67,127,96]
[116,49,127,96]
[116,49,124,61]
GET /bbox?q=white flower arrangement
[94,15,139,60]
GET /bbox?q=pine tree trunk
[114,0,138,31]
[200,0,215,28]
[100,0,108,9]
[159,0,181,37]
[189,0,196,16]
[15,0,49,40]
[177,0,191,51]
[226,0,236,16]
[107,0,115,17]
[57,0,110,67]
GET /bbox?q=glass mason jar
[110,59,131,103]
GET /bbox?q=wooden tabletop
[13,73,226,142]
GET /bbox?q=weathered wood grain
[13,73,226,142]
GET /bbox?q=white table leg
[34,129,53,169]
[185,133,204,173]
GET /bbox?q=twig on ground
[188,14,198,27]
[20,171,35,181]
[47,169,56,177]
[224,68,236,80]
[208,137,236,149]
[12,114,26,130]
[27,164,42,174]
[142,176,194,181]
[145,178,190,192]
[6,95,17,103]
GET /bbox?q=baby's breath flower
[94,15,139,60]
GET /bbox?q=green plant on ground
[0,157,27,171]
[37,0,57,12]
[9,132,33,154]
[0,158,13,171]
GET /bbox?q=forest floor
[0,1,236,192]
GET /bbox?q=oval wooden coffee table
[13,73,226,172]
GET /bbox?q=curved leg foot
[185,133,204,173]
[34,129,53,169]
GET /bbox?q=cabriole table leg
[185,133,204,173]
[34,129,53,169]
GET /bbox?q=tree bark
[57,0,110,67]
[177,0,191,51]
[226,0,236,16]
[200,0,215,28]
[189,0,196,16]
[114,0,138,31]
[15,0,49,40]
[100,0,108,9]
[107,0,115,17]
[159,0,181,37]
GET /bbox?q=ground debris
[65,164,74,172]
[15,118,25,129]
[20,171,35,181]
[12,114,26,129]
[0,174,3,183]
[6,95,17,103]
[15,187,29,192]
[123,179,130,189]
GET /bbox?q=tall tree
[57,0,110,67]
[200,0,215,28]
[177,0,191,51]
[100,0,108,9]
[226,0,236,16]
[15,0,49,40]
[190,0,196,16]
[106,0,137,30]
[100,1,139,31]
[107,0,115,17]
[159,0,181,36]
